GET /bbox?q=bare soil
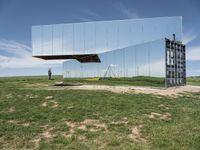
[25,83,200,97]
[63,85,200,97]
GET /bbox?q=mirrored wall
[63,39,166,78]
[32,17,182,56]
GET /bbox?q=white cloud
[81,9,102,20]
[110,64,118,67]
[138,59,165,77]
[0,39,63,69]
[114,2,140,19]
[186,46,200,61]
[74,8,102,22]
[183,31,198,44]
[0,39,31,57]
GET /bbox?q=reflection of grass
[0,76,200,149]
[64,76,165,87]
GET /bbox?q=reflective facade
[63,39,166,78]
[32,16,186,86]
[32,16,182,56]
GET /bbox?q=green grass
[187,76,200,86]
[63,76,165,87]
[0,76,200,150]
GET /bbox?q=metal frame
[165,38,186,87]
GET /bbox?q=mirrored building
[32,16,186,87]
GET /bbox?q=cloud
[81,9,102,20]
[0,39,31,57]
[110,64,118,67]
[0,39,62,69]
[138,59,165,77]
[186,46,200,61]
[114,2,140,19]
[183,31,198,44]
[74,8,102,22]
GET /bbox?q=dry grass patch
[41,127,54,139]
[8,120,19,124]
[158,104,170,110]
[7,120,30,127]
[45,96,53,100]
[41,102,47,107]
[41,99,59,108]
[26,94,38,99]
[110,117,129,125]
[64,119,108,138]
[67,106,74,109]
[32,126,55,148]
[8,107,15,113]
[148,112,172,121]
[5,93,13,99]
[129,124,146,143]
[50,100,59,108]
[24,83,49,88]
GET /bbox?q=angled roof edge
[97,38,166,55]
[32,16,182,27]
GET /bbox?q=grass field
[63,76,165,87]
[0,76,200,150]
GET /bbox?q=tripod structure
[103,64,116,78]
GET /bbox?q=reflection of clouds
[33,17,181,56]
[110,64,118,67]
[138,59,165,77]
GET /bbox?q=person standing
[48,68,52,80]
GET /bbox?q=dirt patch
[111,117,129,125]
[21,123,30,127]
[24,83,49,88]
[26,94,38,99]
[8,120,19,124]
[64,119,107,138]
[65,121,76,134]
[24,81,200,97]
[148,112,172,121]
[41,100,59,108]
[8,107,15,113]
[45,96,53,100]
[41,102,47,107]
[8,120,30,127]
[40,124,49,129]
[129,124,146,143]
[5,93,13,99]
[32,126,55,147]
[77,125,86,130]
[82,119,107,129]
[43,85,200,97]
[67,85,131,94]
[160,113,172,120]
[50,100,59,108]
[41,127,54,139]
[159,104,170,110]
[67,106,74,109]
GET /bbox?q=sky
[0,0,200,77]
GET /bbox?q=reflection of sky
[63,39,165,77]
[32,16,182,56]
